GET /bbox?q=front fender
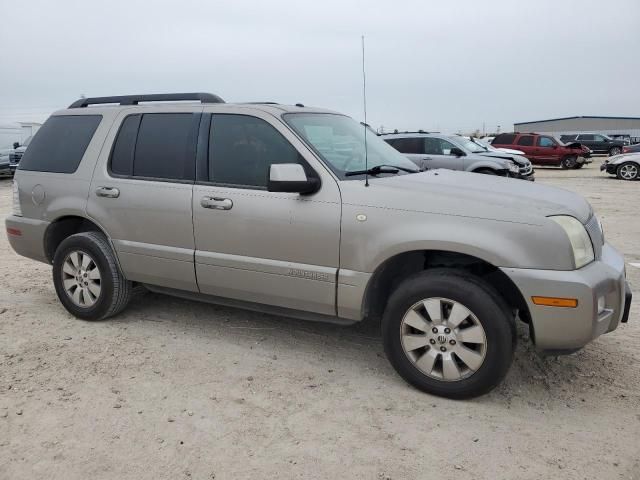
[466,160,507,173]
[340,204,574,273]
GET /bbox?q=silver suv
[383,132,534,180]
[6,93,631,399]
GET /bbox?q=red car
[492,133,591,169]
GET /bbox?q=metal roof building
[513,116,640,142]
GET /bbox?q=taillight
[623,146,630,153]
[12,180,22,216]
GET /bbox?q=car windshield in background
[456,137,487,153]
[284,113,419,179]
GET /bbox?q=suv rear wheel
[52,231,132,320]
[382,269,516,399]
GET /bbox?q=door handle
[201,196,233,210]
[95,186,120,198]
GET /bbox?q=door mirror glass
[268,164,320,194]
[13,142,19,149]
[449,147,465,157]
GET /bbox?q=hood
[608,153,640,165]
[477,151,530,166]
[342,169,592,225]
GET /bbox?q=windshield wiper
[344,164,419,177]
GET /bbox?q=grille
[585,215,603,259]
[9,152,22,164]
[519,164,533,175]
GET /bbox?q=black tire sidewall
[617,162,639,180]
[561,156,576,169]
[382,270,515,399]
[52,234,116,320]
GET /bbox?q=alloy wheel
[619,163,638,180]
[400,297,487,381]
[61,250,102,307]
[610,147,621,156]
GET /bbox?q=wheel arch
[44,215,112,263]
[362,249,531,327]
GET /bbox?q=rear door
[192,109,341,315]
[87,108,201,292]
[515,135,537,162]
[386,137,427,169]
[576,134,596,151]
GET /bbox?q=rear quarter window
[492,134,516,145]
[19,115,102,173]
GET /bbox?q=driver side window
[209,114,304,188]
[538,136,555,148]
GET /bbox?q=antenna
[361,35,369,187]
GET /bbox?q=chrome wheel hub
[400,297,487,382]
[61,250,101,307]
[620,164,637,180]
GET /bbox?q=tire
[616,161,639,181]
[382,269,516,399]
[474,168,498,175]
[573,163,584,169]
[561,156,577,169]
[609,147,622,156]
[52,231,132,320]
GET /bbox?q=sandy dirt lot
[1,159,639,480]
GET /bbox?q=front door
[515,135,539,163]
[423,137,465,170]
[192,110,341,315]
[87,109,201,292]
[534,135,559,163]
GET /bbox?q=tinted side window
[560,135,576,142]
[133,113,197,180]
[517,135,534,146]
[537,136,555,147]
[19,115,102,173]
[209,114,303,188]
[110,114,141,176]
[578,134,594,141]
[493,134,516,145]
[391,138,423,154]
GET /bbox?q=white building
[0,122,41,148]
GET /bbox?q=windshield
[456,137,488,153]
[284,113,418,179]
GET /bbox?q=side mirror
[12,142,19,149]
[268,164,320,194]
[449,147,465,157]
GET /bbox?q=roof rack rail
[379,130,439,135]
[68,92,225,108]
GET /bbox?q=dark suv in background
[559,134,624,156]
[492,133,591,169]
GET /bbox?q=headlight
[550,215,594,269]
[506,161,519,173]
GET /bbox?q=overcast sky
[1,0,638,133]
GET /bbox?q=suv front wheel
[382,269,516,399]
[52,231,133,320]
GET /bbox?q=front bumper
[502,243,630,351]
[601,162,618,174]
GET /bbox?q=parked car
[6,93,631,399]
[600,153,640,180]
[559,134,625,156]
[8,136,31,174]
[466,137,526,156]
[622,143,640,154]
[492,133,591,169]
[0,152,10,175]
[383,132,534,180]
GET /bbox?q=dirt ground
[1,159,639,480]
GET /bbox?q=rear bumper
[502,243,630,351]
[5,215,50,263]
